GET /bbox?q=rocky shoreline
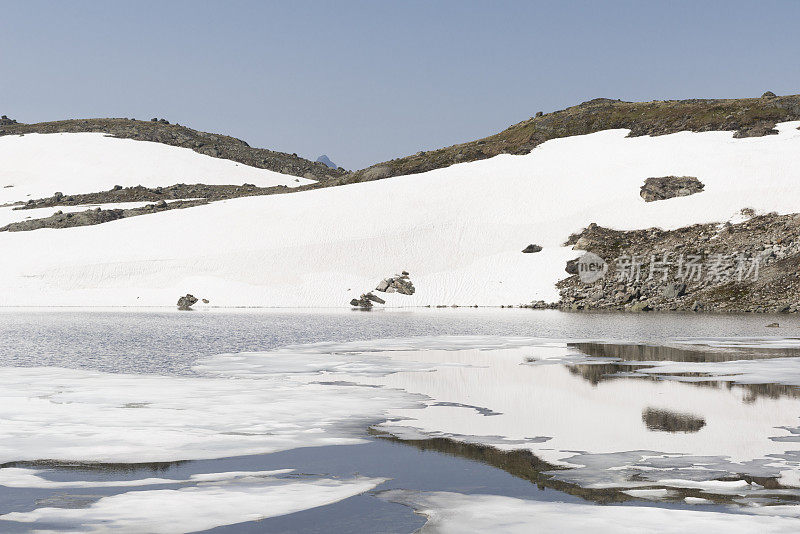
[555,211,800,313]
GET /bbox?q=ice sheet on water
[5,335,800,507]
[0,366,423,464]
[1,472,385,533]
[0,467,292,488]
[379,490,800,533]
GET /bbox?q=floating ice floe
[1,472,384,533]
[379,490,800,533]
[4,336,800,507]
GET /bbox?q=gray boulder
[365,292,385,304]
[375,272,415,295]
[522,244,543,253]
[177,294,198,310]
[350,294,374,309]
[361,165,392,181]
[662,283,687,299]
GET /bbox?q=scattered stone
[640,176,704,202]
[766,322,780,328]
[177,294,198,310]
[522,244,543,253]
[375,272,415,295]
[201,298,209,304]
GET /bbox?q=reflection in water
[569,341,800,363]
[377,433,779,506]
[0,460,187,473]
[567,342,800,401]
[642,408,706,433]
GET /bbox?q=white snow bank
[1,473,384,533]
[380,490,800,533]
[0,132,313,205]
[3,123,800,306]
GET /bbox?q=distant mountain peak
[316,154,338,169]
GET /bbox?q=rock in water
[365,292,385,304]
[177,294,198,310]
[522,244,543,253]
[640,176,704,202]
[350,294,374,309]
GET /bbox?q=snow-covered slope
[2,123,800,307]
[0,132,314,205]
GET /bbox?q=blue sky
[2,0,799,169]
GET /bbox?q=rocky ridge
[342,93,800,184]
[0,118,345,181]
[0,199,204,232]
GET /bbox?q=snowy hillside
[0,132,314,205]
[2,123,800,307]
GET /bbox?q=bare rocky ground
[0,183,317,232]
[345,92,800,184]
[556,211,800,313]
[0,199,205,232]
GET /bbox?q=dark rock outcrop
[177,294,198,310]
[0,199,204,232]
[0,115,17,126]
[640,176,704,202]
[557,211,800,313]
[522,244,543,253]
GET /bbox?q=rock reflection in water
[642,408,706,433]
[569,342,800,363]
[567,342,800,401]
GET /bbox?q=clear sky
[2,0,799,169]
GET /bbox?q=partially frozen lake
[2,309,800,532]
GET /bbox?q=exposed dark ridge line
[0,117,347,181]
[339,93,800,185]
